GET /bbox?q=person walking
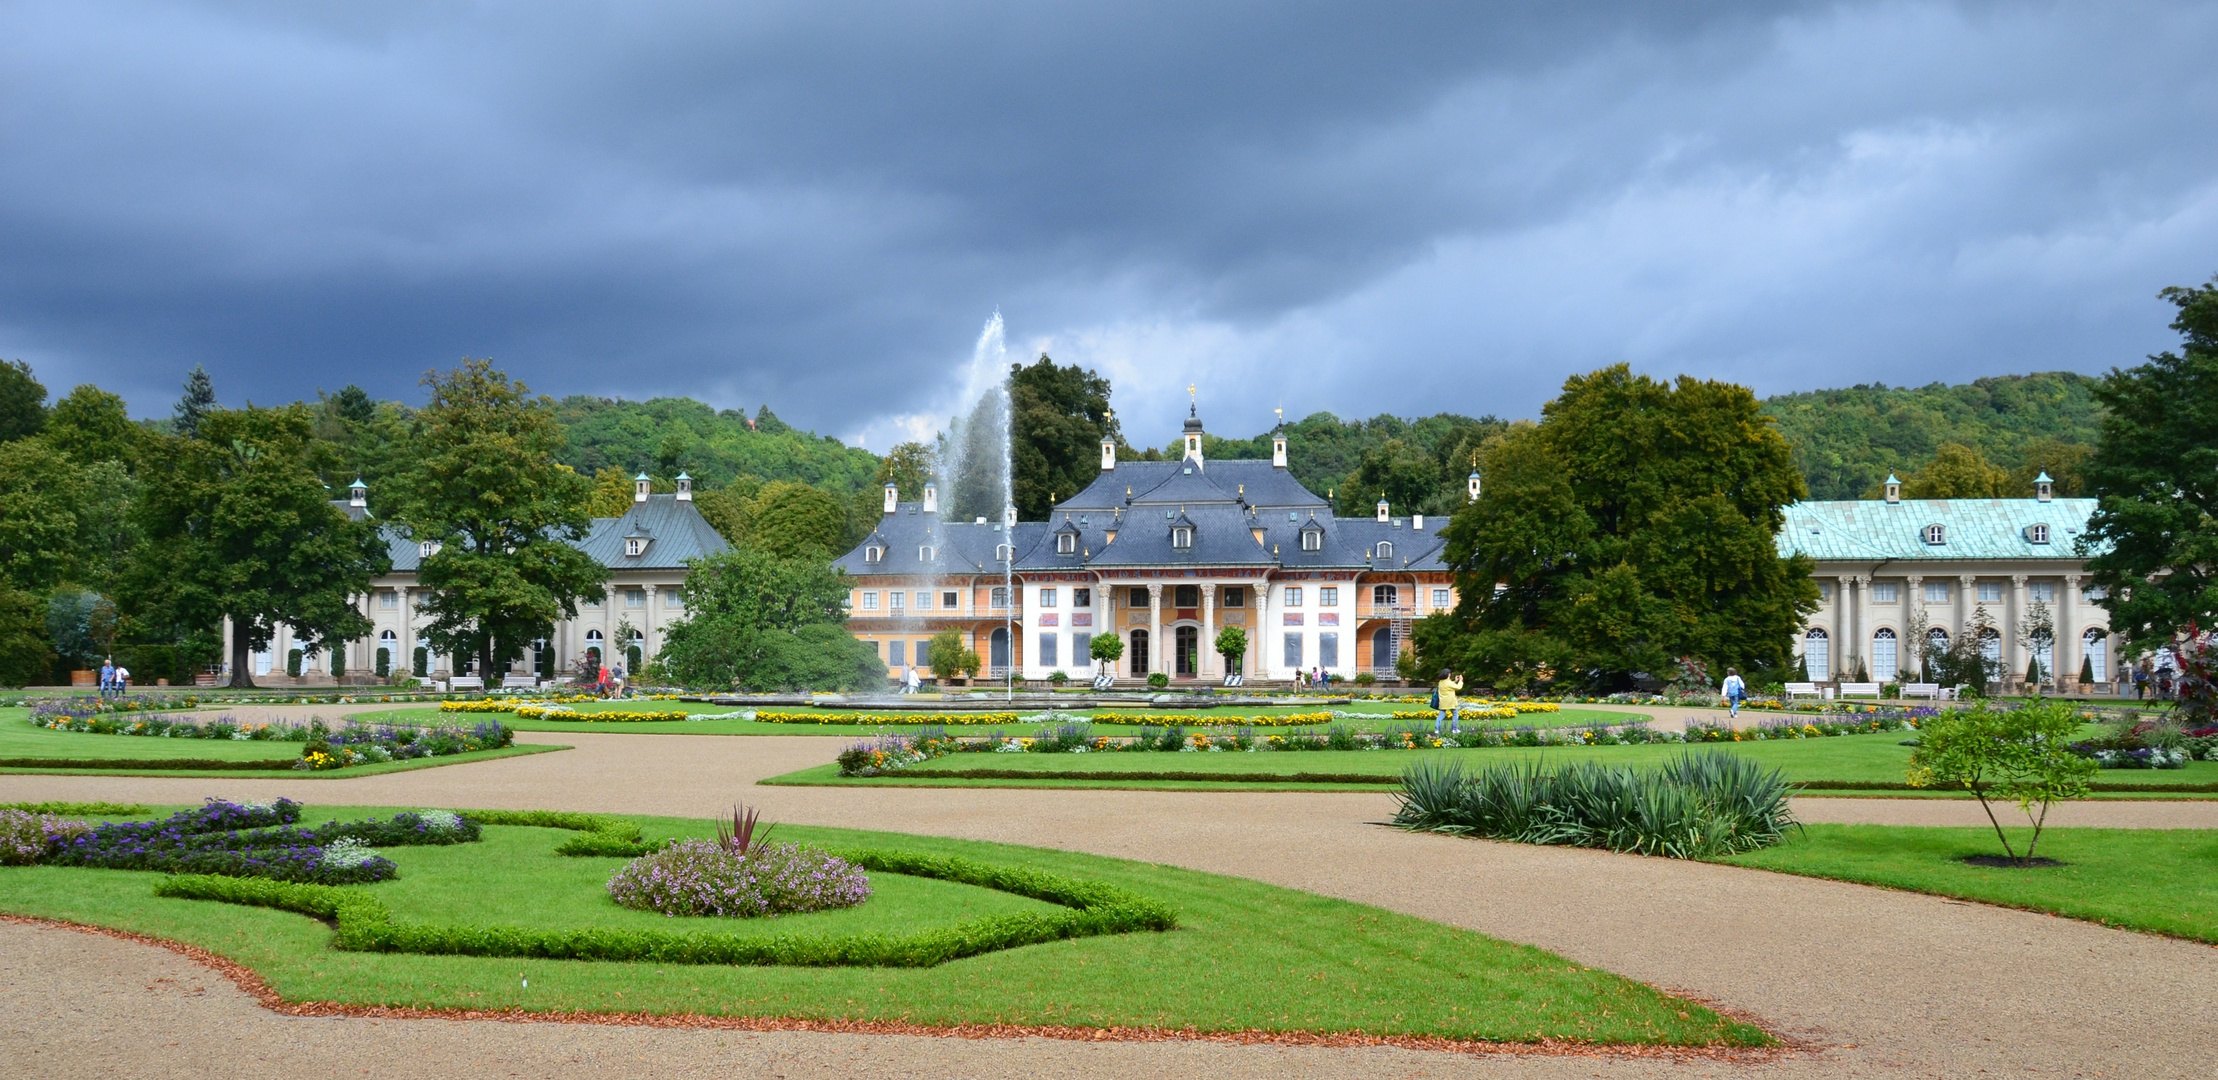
[1433,668,1463,736]
[97,658,115,700]
[2133,662,2149,700]
[114,662,131,697]
[595,662,611,699]
[903,664,921,695]
[1721,666,1747,719]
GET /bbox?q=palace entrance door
[1174,625,1199,677]
[1129,629,1149,676]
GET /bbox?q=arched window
[1056,532,1076,554]
[864,545,884,563]
[919,545,936,561]
[2083,629,2108,682]
[1978,628,2002,675]
[1171,526,1193,550]
[1300,525,1323,551]
[1376,541,1394,559]
[1871,628,1898,682]
[1923,524,1946,545]
[1803,628,1829,681]
[989,627,1011,674]
[1370,625,1396,673]
[2026,523,2050,544]
[1373,584,1398,607]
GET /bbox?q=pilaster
[1200,583,1217,678]
[1147,583,1163,677]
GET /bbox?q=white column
[1147,583,1163,677]
[1958,574,1977,639]
[398,587,413,678]
[643,585,659,662]
[2010,574,2030,684]
[2059,574,2080,688]
[1833,575,1852,678]
[1905,575,1925,678]
[1200,583,1217,679]
[1853,574,1872,679]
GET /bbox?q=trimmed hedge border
[0,756,301,771]
[876,768,1403,785]
[1791,779,2218,794]
[152,814,1180,967]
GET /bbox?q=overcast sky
[4,2,2214,449]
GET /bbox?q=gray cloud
[1,1,2211,447]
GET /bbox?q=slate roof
[1060,458,1329,512]
[1082,503,1277,567]
[368,493,730,574]
[832,503,1048,575]
[1776,498,2101,563]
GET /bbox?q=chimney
[1101,436,1116,472]
[1412,513,1424,531]
[883,482,898,515]
[1467,471,1481,502]
[1884,473,1901,504]
[2034,471,2054,502]
[633,472,650,503]
[1272,431,1288,469]
[1375,496,1390,523]
[923,482,939,514]
[348,477,367,508]
[674,472,693,502]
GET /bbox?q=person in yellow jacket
[1433,668,1464,736]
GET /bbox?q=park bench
[1784,681,1823,701]
[500,676,540,689]
[1837,682,1883,699]
[1900,682,1958,701]
[446,676,485,692]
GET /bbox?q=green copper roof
[1776,498,2101,562]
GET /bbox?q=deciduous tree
[1009,355,1119,520]
[658,547,881,691]
[386,361,606,678]
[0,360,46,443]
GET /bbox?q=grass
[763,732,2218,795]
[0,707,566,777]
[0,806,1766,1046]
[352,700,1639,737]
[1716,824,2218,944]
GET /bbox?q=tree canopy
[1762,373,2102,500]
[0,360,46,443]
[1009,354,1120,519]
[2079,280,2218,648]
[657,547,882,691]
[1414,367,1818,690]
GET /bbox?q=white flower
[416,809,463,831]
[319,837,380,869]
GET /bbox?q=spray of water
[924,313,1017,688]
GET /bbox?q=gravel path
[5,730,2216,1078]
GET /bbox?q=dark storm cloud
[1,1,2211,446]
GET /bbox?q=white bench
[500,676,540,689]
[1900,682,1959,701]
[1784,681,1823,701]
[446,676,485,692]
[1838,682,1883,699]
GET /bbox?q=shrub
[1146,672,1169,688]
[376,647,392,679]
[1048,669,1068,685]
[0,809,91,865]
[1354,672,1377,686]
[607,839,871,917]
[1909,701,2096,863]
[287,649,303,678]
[1392,752,1797,859]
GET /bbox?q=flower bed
[27,799,481,883]
[300,720,513,769]
[1684,714,1922,742]
[608,839,872,917]
[1091,711,1335,727]
[441,694,680,716]
[756,710,1024,726]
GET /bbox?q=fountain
[926,314,1018,699]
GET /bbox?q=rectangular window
[1873,582,1899,603]
[1073,587,1092,607]
[1319,587,1339,606]
[943,590,960,609]
[1283,633,1303,667]
[378,591,398,609]
[665,589,682,607]
[888,640,906,667]
[1130,587,1148,606]
[915,590,931,610]
[1223,586,1245,607]
[1041,588,1058,607]
[1318,632,1339,668]
[584,594,600,608]
[914,640,930,669]
[1073,632,1092,665]
[1285,587,1303,607]
[860,591,879,611]
[1040,633,1059,667]
[1817,582,1831,602]
[1432,588,1451,607]
[2084,584,2108,601]
[1925,581,1950,603]
[991,587,1010,609]
[2030,582,2056,603]
[625,589,646,607]
[1977,582,2002,603]
[889,590,905,611]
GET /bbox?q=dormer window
[1171,526,1193,550]
[419,540,441,558]
[864,545,885,563]
[996,543,1014,561]
[2025,524,2050,544]
[919,545,936,561]
[625,537,649,557]
[1057,532,1076,554]
[1300,527,1322,552]
[1377,540,1394,559]
[1923,524,1946,545]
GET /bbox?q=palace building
[833,406,1460,683]
[221,472,728,685]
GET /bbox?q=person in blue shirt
[1721,667,1747,719]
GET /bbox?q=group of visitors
[592,662,627,698]
[2133,660,2178,701]
[96,658,131,699]
[1293,667,1329,690]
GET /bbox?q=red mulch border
[3,913,1802,1062]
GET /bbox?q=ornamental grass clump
[1393,752,1797,859]
[606,839,871,918]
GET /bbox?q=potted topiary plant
[1147,671,1169,689]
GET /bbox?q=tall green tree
[128,406,389,687]
[658,547,882,691]
[1337,437,1442,516]
[44,385,140,467]
[1891,442,2010,499]
[2079,281,2218,648]
[744,480,848,559]
[173,365,217,438]
[387,361,607,677]
[876,440,933,501]
[1415,367,1818,690]
[0,360,45,443]
[0,438,83,593]
[1009,355,1119,519]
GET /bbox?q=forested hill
[1757,372,2102,500]
[552,396,881,495]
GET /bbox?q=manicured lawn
[0,707,566,777]
[0,806,1765,1046]
[1716,824,2218,943]
[764,733,2218,794]
[359,700,1635,737]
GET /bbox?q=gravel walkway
[5,730,2216,1078]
